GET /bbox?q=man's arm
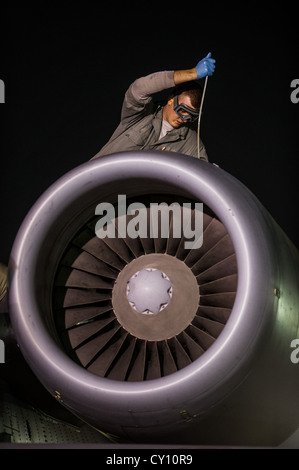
[121,71,175,122]
[122,52,215,121]
[174,68,197,85]
[174,53,216,85]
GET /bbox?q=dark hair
[169,81,203,109]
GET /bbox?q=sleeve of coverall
[121,71,175,123]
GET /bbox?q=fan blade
[197,305,232,324]
[187,324,215,350]
[115,215,145,258]
[193,315,225,339]
[145,342,161,380]
[55,266,113,290]
[200,274,238,295]
[159,341,178,377]
[196,254,237,284]
[184,217,228,267]
[56,287,112,309]
[200,292,236,309]
[62,246,119,279]
[178,331,205,361]
[168,337,192,369]
[87,329,129,376]
[75,323,121,367]
[127,340,147,382]
[64,304,113,329]
[191,235,235,276]
[74,236,126,271]
[107,336,137,381]
[101,235,135,264]
[68,316,116,350]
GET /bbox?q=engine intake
[8,151,299,446]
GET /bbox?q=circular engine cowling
[8,151,299,446]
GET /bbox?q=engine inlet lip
[8,151,275,409]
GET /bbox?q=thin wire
[197,76,208,159]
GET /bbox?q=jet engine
[7,151,299,446]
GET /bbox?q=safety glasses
[173,95,199,122]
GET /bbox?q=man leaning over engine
[91,53,215,161]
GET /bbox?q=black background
[0,6,298,265]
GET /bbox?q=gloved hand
[195,53,216,79]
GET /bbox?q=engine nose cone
[112,254,200,341]
[127,269,172,315]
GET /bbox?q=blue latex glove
[195,53,216,79]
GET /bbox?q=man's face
[163,93,197,128]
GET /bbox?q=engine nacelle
[8,151,299,446]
